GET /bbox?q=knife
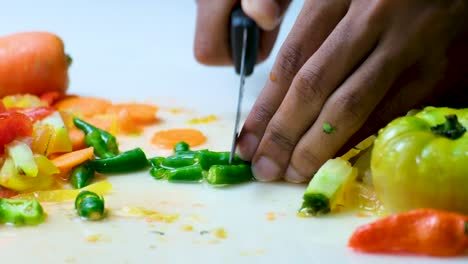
[229,6,260,164]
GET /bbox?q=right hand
[194,0,291,65]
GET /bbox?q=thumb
[241,0,291,31]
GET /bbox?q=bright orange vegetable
[349,209,468,257]
[0,32,69,98]
[54,96,112,117]
[151,128,206,149]
[51,147,94,173]
[40,91,62,106]
[110,103,158,124]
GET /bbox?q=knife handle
[230,5,260,76]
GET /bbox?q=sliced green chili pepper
[206,164,253,185]
[148,157,165,168]
[75,191,105,221]
[174,141,190,153]
[73,117,119,158]
[90,148,149,174]
[161,153,198,169]
[166,164,204,182]
[0,198,45,226]
[198,150,248,170]
[70,162,95,189]
[150,167,167,180]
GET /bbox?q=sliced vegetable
[174,141,190,153]
[0,198,45,226]
[299,158,357,216]
[70,162,95,189]
[5,140,38,177]
[90,148,148,174]
[54,96,112,117]
[198,150,247,170]
[51,147,94,174]
[110,103,158,124]
[75,190,105,221]
[371,107,468,214]
[165,164,204,182]
[349,209,468,257]
[73,117,119,158]
[0,32,69,98]
[322,122,335,134]
[149,167,167,180]
[161,153,198,169]
[0,111,33,152]
[151,128,206,149]
[34,111,72,155]
[12,180,112,202]
[206,164,253,185]
[148,157,164,168]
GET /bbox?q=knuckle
[293,64,326,105]
[334,91,365,123]
[276,44,304,81]
[294,146,323,174]
[251,103,275,125]
[266,121,296,153]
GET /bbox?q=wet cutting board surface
[1,1,467,263]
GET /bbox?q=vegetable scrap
[119,206,179,223]
[181,225,194,231]
[187,115,218,124]
[213,228,227,239]
[322,122,336,134]
[349,209,468,257]
[0,198,45,226]
[75,190,106,221]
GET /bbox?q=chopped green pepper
[206,164,253,185]
[149,167,167,180]
[73,117,119,158]
[161,153,198,169]
[174,141,190,153]
[322,122,336,134]
[148,157,165,168]
[166,164,204,182]
[198,150,248,170]
[91,148,149,174]
[75,191,105,221]
[70,162,95,189]
[0,198,45,226]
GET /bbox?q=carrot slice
[110,103,159,124]
[54,96,112,117]
[68,127,86,150]
[51,147,94,173]
[151,128,206,149]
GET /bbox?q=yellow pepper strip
[11,181,112,202]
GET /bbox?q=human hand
[194,0,291,65]
[237,0,468,183]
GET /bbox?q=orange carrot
[110,103,158,124]
[0,32,70,98]
[151,128,206,149]
[68,127,86,150]
[51,147,94,173]
[54,96,112,117]
[40,91,62,106]
[348,208,468,257]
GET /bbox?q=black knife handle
[230,6,260,76]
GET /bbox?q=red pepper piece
[0,111,33,153]
[349,208,468,257]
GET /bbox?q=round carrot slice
[151,128,206,149]
[54,96,112,117]
[110,103,158,124]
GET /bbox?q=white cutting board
[0,1,467,263]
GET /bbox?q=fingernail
[242,0,280,30]
[238,133,258,161]
[285,166,308,183]
[252,156,281,181]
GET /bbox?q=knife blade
[229,6,260,164]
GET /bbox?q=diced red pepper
[0,111,33,153]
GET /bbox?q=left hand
[237,0,468,183]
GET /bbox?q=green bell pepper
[371,106,468,214]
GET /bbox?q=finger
[238,0,350,162]
[241,0,291,31]
[194,0,282,65]
[251,1,384,182]
[285,42,407,183]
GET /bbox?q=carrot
[54,96,112,117]
[68,127,86,150]
[40,91,62,106]
[0,32,70,98]
[151,128,206,149]
[51,147,94,173]
[348,208,468,257]
[110,103,159,124]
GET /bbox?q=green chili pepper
[206,164,253,185]
[198,150,248,170]
[73,117,119,158]
[91,148,149,174]
[161,153,198,169]
[148,157,165,168]
[166,164,204,182]
[70,162,95,189]
[150,167,167,180]
[0,198,45,226]
[75,191,105,221]
[174,141,190,153]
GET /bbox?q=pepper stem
[430,114,466,140]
